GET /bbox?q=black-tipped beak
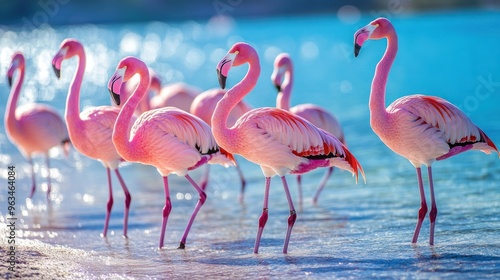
[354,43,361,57]
[53,65,61,79]
[8,77,12,87]
[217,69,227,90]
[109,88,121,106]
[275,84,281,93]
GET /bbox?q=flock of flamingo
[5,18,498,253]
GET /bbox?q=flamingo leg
[312,167,334,205]
[282,176,297,254]
[254,177,271,254]
[45,155,52,200]
[296,175,303,212]
[179,174,207,249]
[428,166,438,246]
[159,176,172,249]
[28,157,36,199]
[199,164,210,191]
[102,168,113,238]
[115,169,131,238]
[412,167,428,244]
[235,159,247,203]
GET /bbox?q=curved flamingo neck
[114,70,150,158]
[65,50,86,126]
[212,51,260,151]
[370,25,398,127]
[276,62,292,111]
[5,64,25,137]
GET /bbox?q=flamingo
[190,88,251,201]
[5,52,69,199]
[212,42,365,253]
[271,53,345,208]
[354,18,499,245]
[108,56,235,249]
[52,39,132,238]
[149,82,200,112]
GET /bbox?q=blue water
[1,8,500,279]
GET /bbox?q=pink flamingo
[271,53,345,208]
[52,39,132,238]
[212,42,365,253]
[5,52,69,199]
[354,18,499,245]
[190,88,251,201]
[149,82,200,112]
[108,56,235,249]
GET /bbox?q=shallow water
[1,9,500,279]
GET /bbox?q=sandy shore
[1,230,90,279]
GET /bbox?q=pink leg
[235,159,247,203]
[28,157,36,199]
[159,176,172,249]
[254,177,271,254]
[45,155,52,200]
[281,176,297,254]
[428,166,438,246]
[199,164,210,191]
[102,168,113,238]
[179,174,207,249]
[412,167,428,244]
[296,175,303,212]
[312,167,334,205]
[115,169,131,238]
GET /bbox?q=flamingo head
[52,38,84,79]
[216,42,258,89]
[354,17,393,57]
[271,53,292,93]
[108,56,149,106]
[7,52,25,87]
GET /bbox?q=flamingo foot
[254,208,268,254]
[178,174,207,250]
[102,196,113,238]
[411,203,428,243]
[29,184,36,199]
[159,198,172,249]
[283,210,297,254]
[429,204,437,246]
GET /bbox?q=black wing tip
[53,65,61,79]
[8,77,12,87]
[354,43,361,57]
[217,69,227,90]
[275,84,281,93]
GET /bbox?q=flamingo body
[354,18,498,246]
[378,94,497,166]
[124,106,231,176]
[5,52,68,199]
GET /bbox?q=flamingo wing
[238,108,363,180]
[388,95,498,154]
[133,107,219,155]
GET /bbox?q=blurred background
[1,0,499,26]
